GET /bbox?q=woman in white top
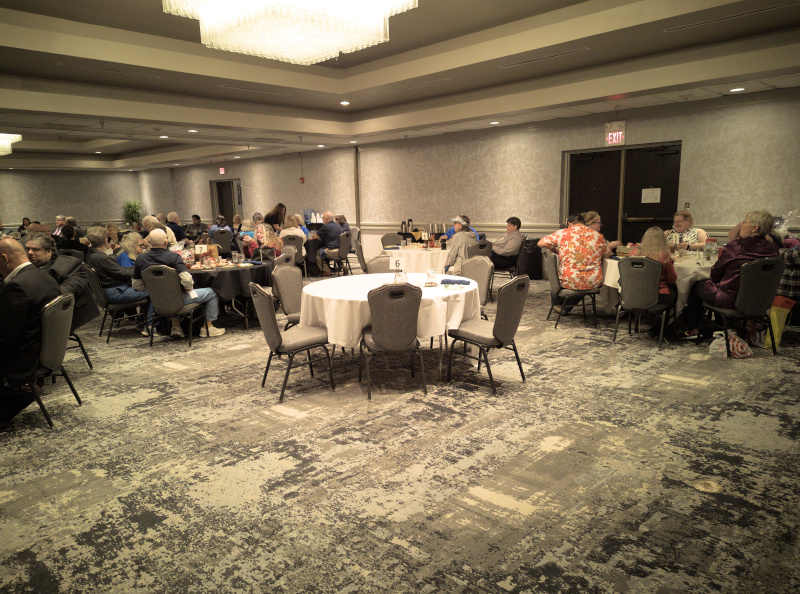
[664,209,707,251]
[279,215,307,257]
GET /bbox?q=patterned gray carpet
[2,279,799,593]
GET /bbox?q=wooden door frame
[208,178,242,222]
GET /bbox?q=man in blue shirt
[311,211,343,276]
[444,215,479,241]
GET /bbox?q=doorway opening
[210,179,242,225]
[566,143,682,244]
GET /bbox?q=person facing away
[311,212,343,275]
[444,215,478,275]
[444,214,479,241]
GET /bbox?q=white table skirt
[602,255,715,314]
[300,273,481,348]
[380,247,450,274]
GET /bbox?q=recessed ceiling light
[159,135,169,139]
[234,156,240,159]
[350,140,357,144]
[730,87,745,92]
[340,101,350,106]
[188,129,198,133]
[317,144,324,147]
[490,121,500,125]
[95,151,102,154]
[174,163,179,166]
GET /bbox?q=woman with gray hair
[679,210,779,340]
[117,232,145,267]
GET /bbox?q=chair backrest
[493,275,530,345]
[338,230,352,258]
[213,229,233,255]
[350,226,361,247]
[381,233,403,248]
[249,282,283,351]
[354,239,368,272]
[618,257,662,311]
[543,250,562,293]
[460,256,494,307]
[58,248,85,262]
[84,264,109,309]
[281,235,305,265]
[467,240,493,260]
[367,283,422,351]
[282,244,297,262]
[735,258,786,316]
[39,294,75,372]
[272,265,303,316]
[235,235,244,254]
[272,252,294,270]
[140,265,185,315]
[366,255,392,274]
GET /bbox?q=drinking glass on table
[427,269,437,282]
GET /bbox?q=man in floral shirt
[538,213,620,292]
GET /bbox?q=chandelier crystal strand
[0,133,22,156]
[162,1,417,65]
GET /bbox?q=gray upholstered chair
[366,255,392,274]
[212,228,233,258]
[86,264,149,343]
[353,239,368,274]
[280,234,306,276]
[381,233,403,248]
[271,252,294,270]
[543,250,600,329]
[359,283,426,400]
[460,256,494,320]
[140,265,206,347]
[613,257,674,350]
[467,240,492,260]
[326,230,352,275]
[249,282,334,402]
[24,294,82,427]
[272,265,302,330]
[698,258,785,357]
[447,275,529,395]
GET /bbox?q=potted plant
[122,199,142,226]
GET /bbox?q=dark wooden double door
[568,144,682,245]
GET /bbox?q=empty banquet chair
[381,233,403,248]
[447,275,529,395]
[86,264,150,343]
[359,283,426,400]
[543,250,600,329]
[272,265,302,330]
[612,257,674,351]
[281,234,306,276]
[347,226,361,268]
[282,244,297,262]
[460,256,494,320]
[140,265,206,347]
[23,294,82,428]
[467,240,492,260]
[234,235,244,254]
[326,230,352,275]
[272,252,294,271]
[212,228,233,258]
[366,255,392,274]
[353,239,368,274]
[249,282,334,403]
[58,248,85,262]
[698,258,786,358]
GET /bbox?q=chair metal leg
[446,338,458,382]
[657,311,667,351]
[364,351,372,400]
[107,310,120,343]
[70,333,92,370]
[322,345,335,390]
[721,316,731,358]
[358,343,364,383]
[99,310,109,337]
[591,295,598,327]
[766,316,778,355]
[279,353,294,402]
[480,346,496,395]
[29,382,53,428]
[510,341,525,382]
[410,352,415,378]
[307,349,314,377]
[262,352,274,387]
[60,366,82,405]
[613,306,622,344]
[417,346,427,395]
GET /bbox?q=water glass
[427,269,437,282]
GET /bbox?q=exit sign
[219,167,226,175]
[605,120,626,146]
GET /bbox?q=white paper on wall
[641,188,661,204]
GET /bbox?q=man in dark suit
[25,233,100,331]
[0,237,62,421]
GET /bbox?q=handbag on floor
[764,296,795,349]
[709,331,752,359]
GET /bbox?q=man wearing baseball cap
[444,215,479,241]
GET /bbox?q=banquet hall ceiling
[1,0,800,170]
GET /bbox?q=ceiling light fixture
[730,87,745,92]
[163,1,418,65]
[95,151,102,154]
[160,135,169,139]
[0,133,22,156]
[317,144,325,147]
[188,129,198,133]
[234,156,241,159]
[350,140,357,144]
[340,101,350,106]
[490,121,500,125]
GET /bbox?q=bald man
[0,237,62,421]
[311,211,343,275]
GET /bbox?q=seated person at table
[142,215,177,248]
[132,229,225,338]
[207,215,231,244]
[0,219,11,237]
[777,234,800,302]
[86,227,153,334]
[311,212,343,275]
[185,214,208,237]
[0,237,62,422]
[444,215,478,274]
[728,217,782,246]
[489,216,523,269]
[279,215,307,257]
[582,211,620,257]
[231,214,243,236]
[444,214,479,241]
[242,223,283,261]
[335,214,350,233]
[65,216,86,240]
[665,209,707,251]
[18,217,32,235]
[166,212,191,244]
[52,215,67,237]
[538,213,613,304]
[55,222,90,258]
[294,213,310,235]
[116,232,145,268]
[239,219,255,240]
[252,212,264,226]
[679,210,779,340]
[106,223,120,249]
[631,226,678,305]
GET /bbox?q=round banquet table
[380,246,450,274]
[601,255,715,315]
[300,272,480,348]
[189,262,271,301]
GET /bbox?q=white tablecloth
[602,255,715,314]
[300,273,480,348]
[381,247,450,274]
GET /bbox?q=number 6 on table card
[391,256,406,271]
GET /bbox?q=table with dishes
[380,246,450,274]
[601,253,716,314]
[189,261,271,326]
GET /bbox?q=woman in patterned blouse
[665,209,707,251]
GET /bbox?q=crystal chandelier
[163,1,418,65]
[0,133,22,156]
